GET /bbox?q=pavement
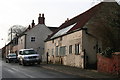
[40,62,120,80]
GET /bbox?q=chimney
[65,18,69,23]
[28,25,31,29]
[26,25,31,31]
[38,13,45,24]
[31,20,35,28]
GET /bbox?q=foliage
[8,25,26,36]
[101,47,114,58]
[87,2,120,52]
[8,25,27,42]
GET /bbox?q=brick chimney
[28,25,31,29]
[65,18,69,23]
[38,13,45,24]
[31,20,35,28]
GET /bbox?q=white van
[17,49,41,66]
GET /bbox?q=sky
[0,0,119,48]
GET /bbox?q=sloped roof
[45,2,102,41]
[48,27,58,32]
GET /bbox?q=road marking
[23,73,35,78]
[7,69,15,73]
[11,67,35,78]
[11,67,19,71]
[4,66,35,78]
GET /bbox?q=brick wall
[97,52,120,75]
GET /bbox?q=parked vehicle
[17,49,41,66]
[6,53,18,63]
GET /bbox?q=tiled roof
[46,2,102,41]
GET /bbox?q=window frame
[75,44,79,55]
[55,46,59,56]
[59,46,66,56]
[30,36,36,42]
[69,45,72,54]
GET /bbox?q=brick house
[44,2,120,69]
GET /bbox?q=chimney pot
[65,18,69,23]
[39,14,41,17]
[38,13,45,24]
[27,25,31,31]
[42,14,44,17]
[31,20,35,28]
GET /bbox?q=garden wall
[97,52,120,75]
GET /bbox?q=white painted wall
[25,24,52,57]
[18,35,26,50]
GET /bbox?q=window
[75,44,79,55]
[55,46,59,56]
[19,51,23,55]
[59,46,66,56]
[23,50,37,55]
[69,45,72,54]
[31,37,35,42]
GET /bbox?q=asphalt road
[1,59,81,79]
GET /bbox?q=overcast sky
[0,0,119,48]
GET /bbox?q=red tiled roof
[45,2,103,41]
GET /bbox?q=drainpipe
[83,49,86,69]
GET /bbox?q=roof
[48,27,58,32]
[45,2,102,41]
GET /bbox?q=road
[1,59,81,79]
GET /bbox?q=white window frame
[30,36,36,42]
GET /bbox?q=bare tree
[8,25,27,42]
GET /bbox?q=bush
[101,47,114,58]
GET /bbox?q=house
[2,41,12,58]
[17,14,58,61]
[44,2,119,69]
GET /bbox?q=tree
[87,2,120,52]
[8,25,27,42]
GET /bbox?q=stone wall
[45,30,84,68]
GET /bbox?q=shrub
[101,47,114,58]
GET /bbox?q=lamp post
[10,28,13,53]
